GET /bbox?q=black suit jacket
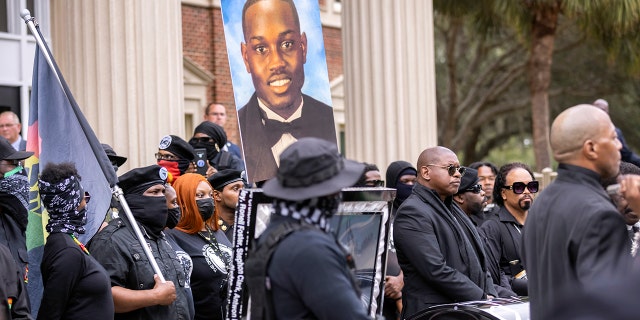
[238,93,336,183]
[521,164,632,320]
[394,183,497,318]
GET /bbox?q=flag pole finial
[20,9,33,22]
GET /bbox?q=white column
[50,0,184,170]
[342,0,438,171]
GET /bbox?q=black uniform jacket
[394,183,497,318]
[521,164,632,320]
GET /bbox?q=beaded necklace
[69,234,90,255]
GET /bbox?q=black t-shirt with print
[167,229,232,320]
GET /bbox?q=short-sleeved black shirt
[167,229,231,320]
[39,232,113,319]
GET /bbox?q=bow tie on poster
[263,118,304,146]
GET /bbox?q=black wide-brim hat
[0,136,32,161]
[263,137,365,201]
[101,144,128,167]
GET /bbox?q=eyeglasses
[463,184,483,194]
[364,180,384,187]
[84,191,91,203]
[502,181,539,194]
[189,137,215,144]
[155,153,179,161]
[426,164,466,176]
[0,124,17,129]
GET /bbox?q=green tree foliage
[434,0,640,169]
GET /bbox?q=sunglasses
[503,181,539,194]
[463,184,483,194]
[84,191,91,203]
[189,137,215,144]
[427,164,466,176]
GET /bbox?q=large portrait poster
[221,0,338,184]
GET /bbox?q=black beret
[457,167,479,194]
[208,169,244,190]
[118,165,168,195]
[158,135,196,161]
[193,121,227,147]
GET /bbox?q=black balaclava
[190,122,227,164]
[125,193,168,239]
[386,161,417,208]
[119,165,169,238]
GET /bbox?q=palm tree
[435,0,640,170]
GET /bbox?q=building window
[0,86,21,117]
[332,0,341,13]
[0,0,8,33]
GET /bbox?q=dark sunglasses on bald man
[503,181,539,194]
[426,164,466,176]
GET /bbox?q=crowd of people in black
[4,95,640,320]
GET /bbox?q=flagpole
[21,9,166,282]
[20,10,65,97]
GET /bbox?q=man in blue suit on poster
[239,0,337,184]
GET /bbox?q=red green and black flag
[24,25,117,314]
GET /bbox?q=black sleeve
[89,232,130,288]
[479,220,503,280]
[0,245,33,320]
[38,245,84,320]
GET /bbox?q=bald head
[416,146,462,199]
[417,146,454,170]
[592,99,609,114]
[550,104,613,163]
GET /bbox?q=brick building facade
[181,1,343,146]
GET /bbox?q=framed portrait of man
[221,0,338,184]
[226,188,393,319]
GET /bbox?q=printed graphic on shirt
[202,243,232,274]
[175,249,193,288]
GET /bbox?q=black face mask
[166,207,181,229]
[395,183,414,206]
[196,198,215,221]
[125,194,168,239]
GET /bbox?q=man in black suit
[521,104,632,319]
[239,0,336,184]
[394,147,497,319]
